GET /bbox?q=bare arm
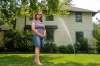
[44,29,46,37]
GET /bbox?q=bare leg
[34,47,43,65]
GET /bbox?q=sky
[71,0,100,12]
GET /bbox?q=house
[0,6,95,48]
[15,6,95,47]
[43,7,95,47]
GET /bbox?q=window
[45,15,54,21]
[24,25,31,31]
[75,12,82,22]
[76,31,84,43]
[45,25,57,41]
[46,29,54,41]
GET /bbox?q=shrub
[4,29,33,52]
[4,30,90,54]
[74,38,88,53]
[42,41,58,53]
[58,44,74,54]
[0,47,5,52]
[93,26,100,54]
[4,29,17,51]
[96,41,100,53]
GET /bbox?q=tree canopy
[0,0,71,25]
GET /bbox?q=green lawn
[0,54,100,66]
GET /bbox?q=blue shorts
[32,35,44,48]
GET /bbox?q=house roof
[68,6,96,12]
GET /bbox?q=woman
[32,13,46,65]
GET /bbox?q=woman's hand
[43,30,46,37]
[39,30,46,38]
[39,33,45,38]
[39,33,46,38]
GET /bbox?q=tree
[0,0,71,26]
[0,0,16,25]
[93,25,100,53]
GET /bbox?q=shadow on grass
[0,54,100,66]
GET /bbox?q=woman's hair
[34,13,43,22]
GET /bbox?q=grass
[0,54,100,66]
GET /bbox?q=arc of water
[58,17,76,54]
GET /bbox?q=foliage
[3,29,99,54]
[58,44,74,54]
[93,25,100,53]
[4,29,33,52]
[0,0,16,25]
[42,42,74,54]
[75,38,88,53]
[0,0,71,26]
[4,29,17,50]
[93,26,100,40]
[42,42,58,53]
[3,31,91,54]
